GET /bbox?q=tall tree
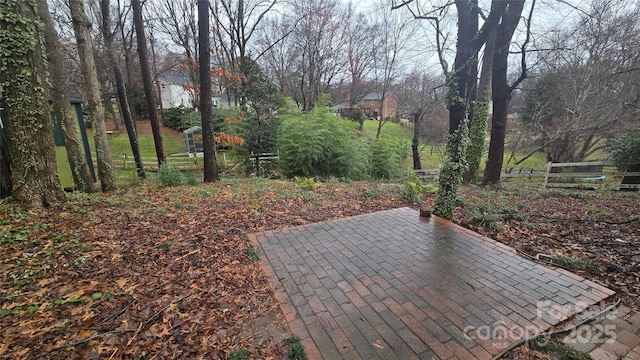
[0,0,66,207]
[520,0,640,164]
[482,0,529,185]
[68,0,118,192]
[393,0,507,218]
[292,0,350,110]
[211,0,278,76]
[463,29,495,184]
[371,2,412,138]
[345,10,376,111]
[199,0,219,182]
[437,0,505,218]
[132,0,165,164]
[37,0,97,193]
[397,70,446,170]
[101,0,145,178]
[151,0,199,106]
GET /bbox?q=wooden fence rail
[408,161,640,190]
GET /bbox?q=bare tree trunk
[0,0,66,207]
[199,0,219,182]
[102,0,146,178]
[37,0,97,193]
[149,33,164,114]
[132,0,165,165]
[412,112,422,170]
[376,96,386,139]
[103,89,120,131]
[482,1,525,186]
[69,0,118,192]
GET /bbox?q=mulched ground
[0,178,637,359]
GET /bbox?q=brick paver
[248,207,615,359]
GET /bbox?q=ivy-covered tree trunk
[433,116,470,219]
[198,0,219,182]
[101,0,145,179]
[68,0,117,192]
[434,1,506,219]
[132,0,165,165]
[464,30,495,184]
[37,0,97,193]
[0,0,66,207]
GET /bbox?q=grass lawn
[360,118,412,139]
[87,124,186,160]
[107,132,186,158]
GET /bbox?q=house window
[371,101,374,105]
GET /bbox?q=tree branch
[510,0,536,92]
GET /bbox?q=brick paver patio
[248,207,615,359]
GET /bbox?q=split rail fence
[411,161,640,190]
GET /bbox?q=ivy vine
[466,99,490,183]
[433,116,470,219]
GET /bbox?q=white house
[159,74,195,109]
[159,74,239,110]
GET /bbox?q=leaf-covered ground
[450,186,640,313]
[0,179,405,359]
[1,179,638,359]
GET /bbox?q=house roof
[361,92,395,101]
[333,101,352,109]
[159,74,191,85]
[183,126,202,134]
[68,86,83,104]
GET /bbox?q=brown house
[335,92,398,120]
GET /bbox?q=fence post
[544,162,552,188]
[122,153,127,169]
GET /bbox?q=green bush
[284,335,307,360]
[157,163,185,187]
[608,130,640,170]
[294,176,317,190]
[399,170,436,204]
[162,108,200,131]
[465,201,525,230]
[277,107,368,179]
[348,109,365,129]
[370,137,402,180]
[229,349,250,360]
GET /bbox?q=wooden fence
[95,152,233,171]
[410,161,640,190]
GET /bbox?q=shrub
[157,163,185,187]
[399,170,436,204]
[294,176,317,190]
[278,107,367,179]
[162,108,200,131]
[608,130,640,170]
[284,336,307,360]
[185,172,198,186]
[348,109,365,129]
[465,201,525,230]
[370,137,404,180]
[229,349,250,360]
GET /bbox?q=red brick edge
[247,233,323,360]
